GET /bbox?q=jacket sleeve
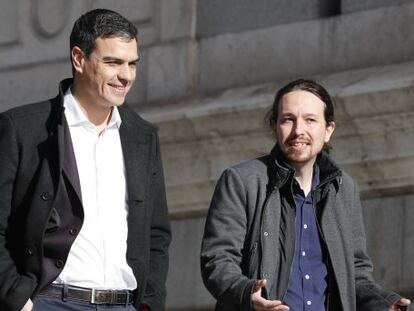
[351,182,401,310]
[141,132,171,311]
[0,113,37,311]
[200,168,256,311]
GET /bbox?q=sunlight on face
[276,90,335,167]
[74,36,140,108]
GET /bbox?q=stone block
[0,1,89,69]
[196,0,324,38]
[342,0,414,14]
[402,197,414,288]
[0,61,71,113]
[322,4,414,72]
[126,48,149,105]
[146,40,197,101]
[362,194,414,291]
[0,1,18,46]
[92,0,160,46]
[160,0,196,41]
[198,3,414,94]
[199,20,321,92]
[166,217,215,309]
[92,0,152,23]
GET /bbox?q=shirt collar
[292,163,320,195]
[312,163,320,191]
[63,87,122,129]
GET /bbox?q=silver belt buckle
[91,289,117,304]
[91,288,97,304]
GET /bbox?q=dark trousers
[33,295,137,311]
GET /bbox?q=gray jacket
[200,146,400,311]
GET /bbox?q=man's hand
[251,279,289,311]
[20,299,33,311]
[388,298,411,311]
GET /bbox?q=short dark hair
[266,78,335,151]
[69,9,138,73]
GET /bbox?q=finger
[253,298,284,308]
[254,279,267,291]
[398,298,411,306]
[253,302,289,311]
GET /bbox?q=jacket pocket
[44,208,60,233]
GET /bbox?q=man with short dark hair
[0,9,171,311]
[200,79,410,310]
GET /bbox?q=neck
[292,159,315,196]
[72,83,112,134]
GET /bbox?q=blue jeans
[33,295,137,311]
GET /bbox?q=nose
[118,64,135,83]
[293,119,305,135]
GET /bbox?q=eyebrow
[280,112,320,118]
[101,56,140,63]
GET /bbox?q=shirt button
[40,192,51,201]
[302,251,306,256]
[305,274,310,280]
[303,224,308,229]
[307,300,312,305]
[263,231,269,237]
[69,228,78,236]
[55,260,64,268]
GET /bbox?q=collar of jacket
[269,144,342,191]
[46,78,73,130]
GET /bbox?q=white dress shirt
[54,88,137,290]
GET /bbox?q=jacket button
[263,231,269,237]
[55,260,64,268]
[69,228,78,236]
[40,192,51,201]
[26,248,34,255]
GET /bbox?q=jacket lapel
[61,121,82,201]
[118,107,151,204]
[53,79,82,202]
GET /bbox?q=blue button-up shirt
[283,165,328,310]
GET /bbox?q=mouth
[287,140,310,151]
[108,83,128,94]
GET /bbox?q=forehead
[279,90,325,115]
[92,36,139,57]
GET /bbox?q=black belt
[39,284,134,305]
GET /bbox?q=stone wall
[0,1,413,310]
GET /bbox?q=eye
[280,117,294,124]
[105,61,120,66]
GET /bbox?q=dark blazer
[0,79,171,311]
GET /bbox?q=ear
[71,46,85,74]
[324,121,336,143]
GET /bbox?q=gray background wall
[1,1,413,310]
